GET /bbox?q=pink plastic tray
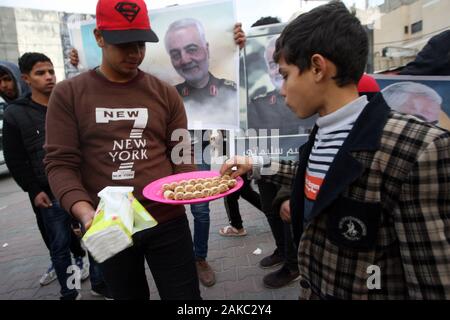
[143,170,243,205]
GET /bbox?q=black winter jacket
[399,30,450,76]
[2,95,52,200]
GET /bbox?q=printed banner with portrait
[62,0,240,131]
[145,0,240,130]
[237,23,316,160]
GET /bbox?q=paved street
[0,173,299,300]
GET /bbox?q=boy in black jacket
[2,53,107,300]
[1,58,91,289]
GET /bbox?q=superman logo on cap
[115,2,141,22]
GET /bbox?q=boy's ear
[94,29,105,48]
[21,73,30,85]
[310,54,328,82]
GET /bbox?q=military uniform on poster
[176,73,237,129]
[247,90,316,136]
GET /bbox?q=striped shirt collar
[316,96,368,134]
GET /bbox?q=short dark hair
[274,1,368,86]
[18,52,52,74]
[251,16,281,27]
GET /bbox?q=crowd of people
[1,0,449,300]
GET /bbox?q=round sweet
[193,191,203,199]
[179,180,188,187]
[221,174,231,180]
[184,184,195,192]
[169,182,178,190]
[183,192,194,200]
[227,179,237,188]
[210,187,220,196]
[202,189,211,197]
[162,183,172,191]
[210,180,220,187]
[163,190,175,200]
[203,182,212,189]
[174,186,185,193]
[194,184,204,191]
[197,178,206,184]
[174,192,184,200]
[218,183,229,193]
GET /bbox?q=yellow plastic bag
[82,186,157,263]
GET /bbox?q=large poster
[63,0,240,131]
[145,0,239,130]
[236,23,316,160]
[374,75,450,131]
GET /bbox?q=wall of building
[14,8,65,82]
[373,0,449,72]
[374,5,409,55]
[0,7,20,64]
[380,0,419,13]
[421,0,450,36]
[0,6,71,82]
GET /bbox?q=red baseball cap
[96,0,159,44]
[358,74,380,93]
[358,74,380,100]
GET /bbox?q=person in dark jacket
[399,30,450,76]
[1,58,92,289]
[2,53,108,300]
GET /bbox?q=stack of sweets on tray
[162,175,237,200]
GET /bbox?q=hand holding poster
[59,12,96,78]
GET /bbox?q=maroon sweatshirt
[44,70,195,224]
